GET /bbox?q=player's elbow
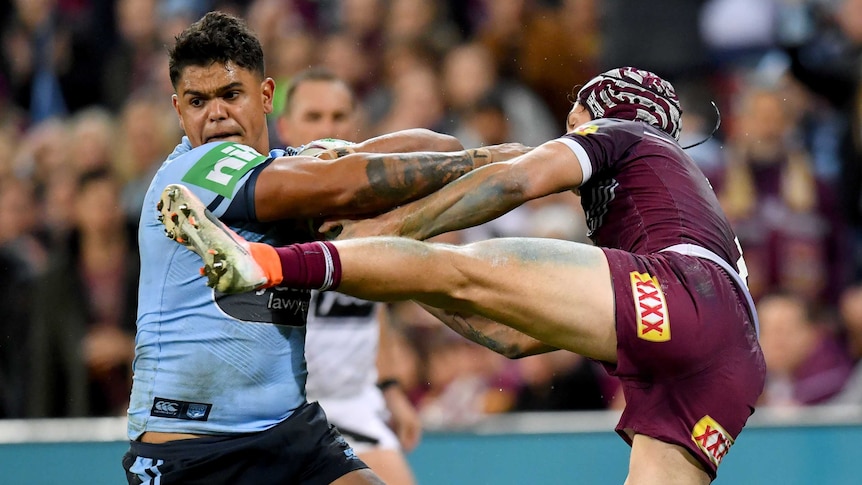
[496,345,533,359]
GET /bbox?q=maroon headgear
[576,67,682,140]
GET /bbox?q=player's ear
[171,94,185,132]
[261,77,276,115]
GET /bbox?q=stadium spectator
[29,168,138,417]
[782,0,862,282]
[440,42,558,148]
[0,177,45,418]
[757,292,854,406]
[115,93,181,223]
[715,83,846,304]
[831,283,862,403]
[371,62,447,136]
[383,0,462,58]
[67,107,115,173]
[473,0,600,121]
[101,0,166,112]
[512,352,614,412]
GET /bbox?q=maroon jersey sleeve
[558,119,744,272]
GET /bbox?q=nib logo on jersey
[691,415,734,466]
[182,142,268,198]
[629,271,671,342]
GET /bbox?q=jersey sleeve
[555,119,642,185]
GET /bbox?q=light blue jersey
[128,138,311,439]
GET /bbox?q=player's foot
[157,184,268,293]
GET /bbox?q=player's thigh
[454,238,617,362]
[357,448,416,485]
[626,434,710,485]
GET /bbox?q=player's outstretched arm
[417,303,558,359]
[255,149,482,221]
[255,140,533,222]
[317,128,464,159]
[335,140,582,241]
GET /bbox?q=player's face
[278,80,357,145]
[565,102,592,133]
[172,61,275,154]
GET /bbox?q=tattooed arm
[254,149,490,221]
[255,133,532,222]
[336,139,582,240]
[417,304,558,358]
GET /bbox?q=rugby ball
[297,138,354,157]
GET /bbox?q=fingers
[318,219,343,235]
[485,143,534,162]
[397,420,422,452]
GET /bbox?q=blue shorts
[123,402,367,484]
[602,248,766,479]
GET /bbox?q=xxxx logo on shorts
[629,271,670,342]
[691,415,734,466]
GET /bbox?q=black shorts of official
[122,401,368,485]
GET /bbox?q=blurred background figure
[67,107,115,174]
[832,283,862,404]
[28,169,138,417]
[758,292,854,407]
[440,42,557,148]
[0,177,46,418]
[715,82,846,306]
[101,0,163,112]
[473,0,600,121]
[511,352,618,412]
[276,66,420,485]
[275,66,363,146]
[782,0,862,282]
[115,93,182,224]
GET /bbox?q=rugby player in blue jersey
[123,11,527,485]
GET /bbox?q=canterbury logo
[151,397,212,421]
[630,271,670,342]
[154,401,178,414]
[691,415,734,466]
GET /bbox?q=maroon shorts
[601,248,766,479]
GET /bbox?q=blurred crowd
[2,0,862,426]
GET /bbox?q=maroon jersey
[558,119,765,479]
[559,118,742,272]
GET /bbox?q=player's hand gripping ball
[297,138,355,159]
[298,138,354,238]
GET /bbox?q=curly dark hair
[168,11,265,88]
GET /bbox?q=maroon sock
[273,241,342,290]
